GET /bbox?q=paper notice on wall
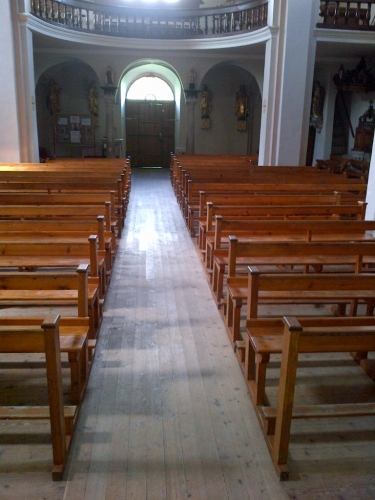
[57,117,68,125]
[70,130,81,143]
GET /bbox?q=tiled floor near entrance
[1,167,374,500]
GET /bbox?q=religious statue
[189,67,195,89]
[333,57,375,92]
[310,80,325,131]
[46,77,61,115]
[311,81,325,119]
[235,85,249,130]
[200,84,212,118]
[105,65,114,85]
[235,85,249,121]
[86,80,99,117]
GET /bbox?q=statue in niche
[236,85,249,120]
[200,84,212,130]
[311,81,325,119]
[236,85,249,131]
[105,65,114,85]
[200,84,212,118]
[86,80,99,117]
[46,78,61,115]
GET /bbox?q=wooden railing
[318,1,375,30]
[29,0,375,39]
[30,0,268,39]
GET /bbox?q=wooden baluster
[263,3,268,25]
[333,1,340,24]
[355,2,360,23]
[344,2,350,24]
[322,1,329,24]
[365,2,371,25]
[57,2,61,23]
[86,9,90,30]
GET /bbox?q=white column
[365,133,375,221]
[0,1,22,161]
[7,0,39,162]
[184,90,199,154]
[259,0,318,166]
[102,86,118,158]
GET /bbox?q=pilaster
[184,89,199,154]
[101,85,118,158]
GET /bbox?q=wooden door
[125,100,175,167]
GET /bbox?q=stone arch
[119,60,183,155]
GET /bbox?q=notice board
[56,115,94,145]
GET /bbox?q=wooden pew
[0,179,127,229]
[0,165,129,224]
[223,241,375,344]
[0,235,106,304]
[0,314,77,480]
[243,273,375,411]
[0,316,91,404]
[244,316,375,410]
[0,202,114,234]
[213,231,374,305]
[0,216,115,280]
[181,173,366,225]
[198,190,344,218]
[205,217,375,272]
[0,264,100,339]
[199,199,367,254]
[184,182,367,236]
[253,315,375,480]
[0,230,111,292]
[0,191,125,233]
[246,265,375,320]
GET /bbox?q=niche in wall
[195,63,261,156]
[36,60,102,158]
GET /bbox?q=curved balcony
[30,0,268,39]
[30,0,375,41]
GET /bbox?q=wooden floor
[1,167,375,500]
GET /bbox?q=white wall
[366,132,375,220]
[0,1,21,161]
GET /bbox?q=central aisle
[63,167,289,500]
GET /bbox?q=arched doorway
[125,76,175,167]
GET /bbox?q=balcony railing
[30,0,268,39]
[317,1,375,30]
[30,0,375,39]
